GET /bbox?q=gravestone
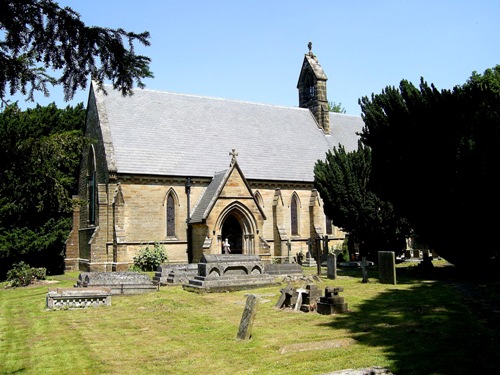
[378,251,396,285]
[361,257,368,283]
[275,283,294,308]
[317,286,348,315]
[302,251,317,267]
[327,253,337,279]
[236,294,258,340]
[277,283,321,312]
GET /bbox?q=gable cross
[229,149,238,165]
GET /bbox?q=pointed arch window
[291,195,299,236]
[87,146,97,225]
[166,193,176,237]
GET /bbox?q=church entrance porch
[215,202,257,256]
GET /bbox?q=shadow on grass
[321,266,500,375]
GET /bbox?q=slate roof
[94,84,364,182]
[190,169,227,223]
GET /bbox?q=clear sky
[12,0,500,115]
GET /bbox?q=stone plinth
[317,286,348,315]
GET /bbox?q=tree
[314,141,411,261]
[0,103,86,278]
[0,0,153,104]
[358,66,500,267]
[328,101,346,114]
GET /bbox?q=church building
[64,47,365,271]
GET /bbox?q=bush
[6,261,46,287]
[132,242,168,271]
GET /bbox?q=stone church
[64,47,364,272]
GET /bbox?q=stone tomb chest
[184,254,279,292]
[76,271,157,295]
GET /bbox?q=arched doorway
[221,214,243,254]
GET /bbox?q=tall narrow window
[166,194,175,237]
[326,216,333,235]
[291,195,298,235]
[87,147,97,225]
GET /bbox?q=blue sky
[12,0,500,115]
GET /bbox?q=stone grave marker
[378,251,396,285]
[236,294,258,340]
[317,286,348,315]
[275,283,294,308]
[327,253,337,280]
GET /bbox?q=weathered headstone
[275,283,294,308]
[327,253,337,280]
[237,294,258,340]
[361,257,368,283]
[378,251,396,285]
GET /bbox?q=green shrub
[6,261,46,287]
[132,242,168,271]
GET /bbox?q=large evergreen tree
[314,141,410,261]
[0,0,153,103]
[0,103,86,278]
[359,66,500,267]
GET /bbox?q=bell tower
[297,42,330,134]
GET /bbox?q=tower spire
[296,44,330,134]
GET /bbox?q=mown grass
[1,261,499,375]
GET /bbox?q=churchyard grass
[1,261,499,375]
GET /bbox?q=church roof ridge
[100,83,308,113]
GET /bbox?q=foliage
[132,242,168,272]
[314,141,411,260]
[359,65,500,267]
[0,103,86,278]
[0,0,153,103]
[6,261,46,287]
[328,101,346,114]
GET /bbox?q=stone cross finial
[229,149,238,164]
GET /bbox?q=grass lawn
[1,261,499,375]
